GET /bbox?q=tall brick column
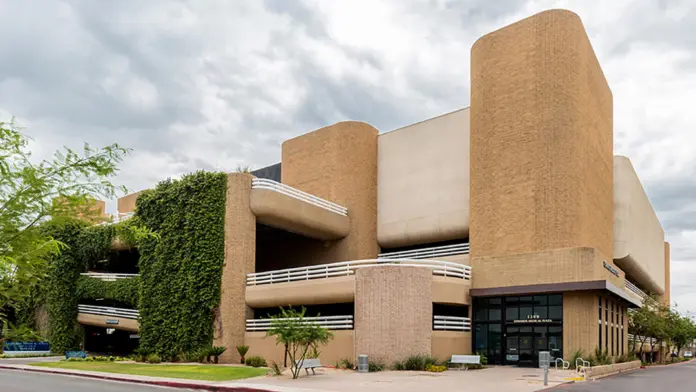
[214,173,256,363]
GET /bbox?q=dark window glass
[475,324,487,351]
[549,294,563,306]
[534,295,548,306]
[489,298,502,305]
[475,307,487,321]
[534,327,548,350]
[520,296,534,305]
[520,306,533,319]
[534,306,548,319]
[505,297,519,304]
[506,307,519,321]
[548,306,562,320]
[489,308,502,321]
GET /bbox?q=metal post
[543,366,548,386]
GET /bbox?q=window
[605,298,609,352]
[548,306,562,320]
[489,308,502,321]
[610,301,614,356]
[506,307,519,321]
[598,297,602,351]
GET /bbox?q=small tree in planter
[208,346,227,364]
[266,307,333,379]
[236,345,249,364]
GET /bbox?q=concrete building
[78,10,668,367]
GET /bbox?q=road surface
[555,361,696,391]
[0,369,187,392]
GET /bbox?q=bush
[146,354,162,364]
[590,347,612,366]
[336,357,355,370]
[245,356,267,368]
[426,364,447,372]
[368,357,385,372]
[236,345,249,364]
[570,349,584,369]
[616,353,637,363]
[208,346,227,364]
[134,348,150,363]
[391,354,439,371]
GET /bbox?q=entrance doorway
[473,294,563,366]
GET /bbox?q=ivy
[76,275,140,308]
[136,171,227,356]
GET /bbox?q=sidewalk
[0,361,579,392]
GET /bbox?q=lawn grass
[30,362,268,381]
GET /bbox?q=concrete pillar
[563,292,600,360]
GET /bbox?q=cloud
[1,0,695,313]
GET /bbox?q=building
[76,9,669,367]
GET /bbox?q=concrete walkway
[0,361,580,392]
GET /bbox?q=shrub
[368,357,385,372]
[134,348,150,363]
[392,359,405,370]
[208,346,227,364]
[337,357,355,370]
[270,360,283,376]
[476,352,488,365]
[617,353,636,363]
[245,356,267,368]
[236,345,249,364]
[570,349,584,369]
[426,364,447,372]
[146,354,162,364]
[590,347,612,366]
[400,354,439,371]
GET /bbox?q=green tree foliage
[0,119,129,325]
[136,171,227,356]
[76,275,140,308]
[266,307,333,379]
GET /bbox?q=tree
[266,307,333,379]
[0,119,129,325]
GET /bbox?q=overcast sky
[1,0,694,314]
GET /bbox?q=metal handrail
[247,258,472,285]
[379,243,470,259]
[575,357,591,371]
[78,304,139,320]
[433,315,472,332]
[80,272,139,281]
[246,315,353,331]
[625,280,647,299]
[251,178,348,216]
[555,358,570,370]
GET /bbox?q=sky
[1,1,694,313]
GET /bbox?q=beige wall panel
[470,9,614,261]
[432,276,471,305]
[470,247,623,290]
[281,121,379,263]
[662,242,671,304]
[613,156,665,294]
[246,276,355,308]
[431,331,472,360]
[215,174,256,363]
[117,191,142,214]
[77,313,138,333]
[377,109,470,248]
[250,188,350,240]
[440,254,470,266]
[355,266,432,364]
[563,292,599,360]
[245,330,354,365]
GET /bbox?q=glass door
[518,327,534,367]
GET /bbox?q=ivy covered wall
[136,171,227,355]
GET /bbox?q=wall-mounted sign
[512,314,554,324]
[2,342,50,352]
[106,319,119,325]
[603,261,620,277]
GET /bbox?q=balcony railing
[247,258,472,286]
[379,243,470,259]
[625,280,647,299]
[246,315,354,331]
[251,178,348,216]
[80,272,139,281]
[97,212,135,226]
[78,304,139,320]
[433,315,472,332]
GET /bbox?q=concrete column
[214,173,256,363]
[563,292,600,360]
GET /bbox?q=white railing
[97,211,134,226]
[379,243,470,259]
[433,315,471,332]
[247,258,472,285]
[80,272,139,281]
[251,178,348,216]
[628,334,667,348]
[246,315,353,331]
[625,280,647,299]
[78,305,139,320]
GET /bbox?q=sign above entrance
[603,261,620,277]
[512,314,554,324]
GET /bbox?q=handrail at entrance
[247,258,472,285]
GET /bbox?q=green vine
[76,275,140,308]
[136,171,227,355]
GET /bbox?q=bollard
[358,355,369,373]
[543,366,548,386]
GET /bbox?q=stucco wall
[663,242,671,304]
[470,9,614,261]
[355,266,432,364]
[246,276,355,308]
[117,191,142,214]
[214,173,256,363]
[377,109,469,248]
[432,331,472,360]
[245,330,354,365]
[77,313,139,332]
[585,360,641,380]
[563,292,599,360]
[613,156,665,294]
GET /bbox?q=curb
[0,365,275,392]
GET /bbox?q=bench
[296,358,322,375]
[450,355,481,370]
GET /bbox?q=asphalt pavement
[554,361,696,391]
[0,369,189,392]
